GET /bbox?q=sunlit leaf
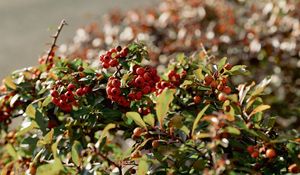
[194,68,204,81]
[249,105,270,118]
[98,123,116,144]
[156,89,175,128]
[126,112,147,129]
[217,57,227,71]
[6,144,18,160]
[3,76,17,90]
[72,141,83,166]
[25,104,36,118]
[224,126,240,135]
[137,156,149,175]
[192,105,210,138]
[143,114,155,127]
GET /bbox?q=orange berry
[152,140,160,148]
[218,93,227,102]
[133,127,144,138]
[288,164,299,173]
[193,96,201,104]
[266,148,276,159]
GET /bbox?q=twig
[98,152,122,175]
[45,19,68,64]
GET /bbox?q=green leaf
[143,114,155,127]
[169,115,184,128]
[3,76,17,90]
[42,96,52,107]
[25,104,36,118]
[37,129,54,146]
[35,110,47,134]
[72,141,83,166]
[249,105,270,118]
[98,123,116,144]
[192,105,210,138]
[5,144,18,160]
[156,89,175,128]
[217,57,227,71]
[126,112,147,129]
[137,156,149,175]
[224,126,241,135]
[194,68,204,81]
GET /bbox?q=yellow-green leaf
[143,114,155,127]
[217,57,227,71]
[156,89,175,128]
[16,121,38,137]
[42,96,52,107]
[194,68,204,81]
[71,141,83,167]
[249,105,270,117]
[99,123,116,144]
[5,144,18,160]
[137,156,149,175]
[38,129,54,146]
[126,112,147,129]
[192,105,210,138]
[3,76,16,90]
[25,104,36,118]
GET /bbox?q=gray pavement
[0,0,158,79]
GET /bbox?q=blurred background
[0,0,157,79]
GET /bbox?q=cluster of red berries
[203,69,232,102]
[156,70,186,94]
[99,46,129,69]
[51,83,91,112]
[106,77,130,107]
[247,145,277,159]
[106,65,160,107]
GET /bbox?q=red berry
[288,164,299,173]
[193,96,201,104]
[62,104,72,113]
[218,93,227,102]
[247,146,255,153]
[111,87,121,96]
[135,76,145,86]
[217,84,224,91]
[67,84,76,91]
[65,91,74,99]
[210,81,218,89]
[251,151,259,158]
[103,55,111,62]
[168,70,176,79]
[112,79,121,87]
[76,88,84,96]
[135,92,142,100]
[128,93,136,101]
[120,47,129,57]
[224,63,232,70]
[136,67,145,75]
[106,86,113,96]
[204,74,213,85]
[51,90,59,98]
[143,72,152,81]
[138,107,143,114]
[51,97,60,105]
[266,148,276,159]
[143,108,151,115]
[142,86,151,94]
[223,86,232,94]
[116,46,122,52]
[102,62,110,69]
[82,86,91,94]
[60,94,67,101]
[109,59,119,67]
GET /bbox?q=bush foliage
[0,43,299,174]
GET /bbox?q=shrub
[0,43,299,174]
[60,0,300,130]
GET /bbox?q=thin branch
[46,19,68,64]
